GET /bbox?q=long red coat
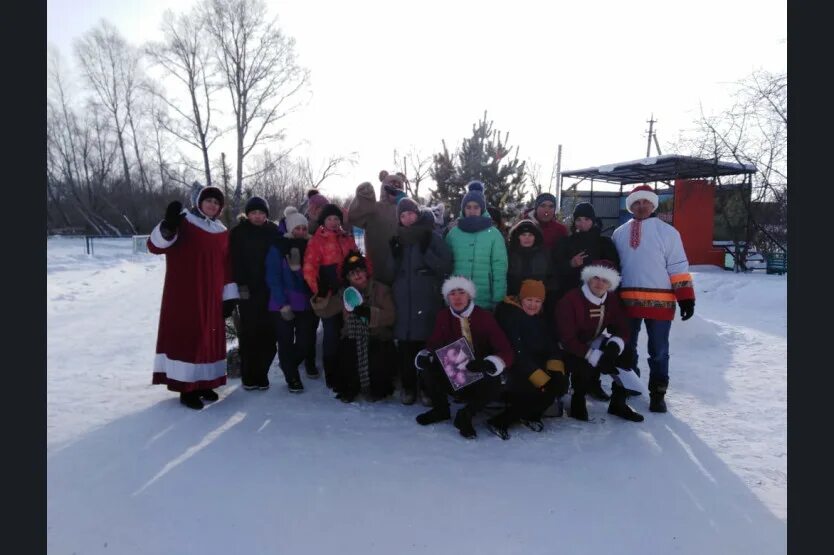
[147,212,238,392]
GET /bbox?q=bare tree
[300,153,358,190]
[674,69,787,268]
[74,20,136,192]
[145,8,224,188]
[204,0,310,214]
[393,147,431,200]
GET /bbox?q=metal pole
[554,144,562,211]
[646,114,656,157]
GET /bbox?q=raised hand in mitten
[678,299,695,321]
[596,341,621,375]
[222,299,237,319]
[161,200,184,236]
[466,358,497,376]
[287,247,302,271]
[389,236,403,259]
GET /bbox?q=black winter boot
[180,391,204,410]
[454,408,477,439]
[199,389,219,402]
[416,406,451,425]
[570,392,589,421]
[649,380,668,413]
[486,410,513,440]
[607,385,644,422]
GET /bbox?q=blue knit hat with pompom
[460,181,486,215]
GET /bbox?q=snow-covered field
[47,236,787,554]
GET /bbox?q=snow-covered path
[47,238,787,554]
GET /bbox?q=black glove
[418,230,432,254]
[162,201,184,233]
[352,304,371,319]
[597,342,621,375]
[222,299,237,319]
[389,236,402,259]
[466,358,497,376]
[679,299,695,321]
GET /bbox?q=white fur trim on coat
[581,265,621,291]
[223,282,240,301]
[442,276,477,303]
[150,223,177,249]
[625,189,659,213]
[606,336,625,355]
[484,355,506,376]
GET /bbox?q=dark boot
[486,410,514,440]
[521,416,545,432]
[649,380,668,413]
[323,356,338,390]
[570,392,589,421]
[415,406,451,425]
[607,384,644,422]
[199,389,219,402]
[180,391,204,410]
[587,379,611,401]
[305,359,320,379]
[454,408,477,439]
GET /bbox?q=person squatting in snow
[148,186,239,410]
[414,275,515,439]
[554,260,644,423]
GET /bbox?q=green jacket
[445,221,508,309]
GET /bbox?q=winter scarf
[398,210,434,245]
[345,312,371,394]
[456,214,494,233]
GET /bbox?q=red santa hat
[625,184,658,213]
[581,259,621,291]
[441,276,477,303]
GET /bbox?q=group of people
[147,170,696,440]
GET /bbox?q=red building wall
[672,179,724,266]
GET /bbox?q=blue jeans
[628,318,672,385]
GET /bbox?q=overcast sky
[47,0,786,201]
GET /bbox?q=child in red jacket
[303,203,363,388]
[555,260,643,422]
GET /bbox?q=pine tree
[430,111,528,222]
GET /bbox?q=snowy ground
[47,236,787,554]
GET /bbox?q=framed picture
[436,337,482,391]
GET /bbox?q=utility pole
[646,114,657,157]
[549,144,563,211]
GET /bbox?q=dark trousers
[321,314,343,386]
[564,345,635,395]
[271,310,318,383]
[505,372,568,421]
[397,340,425,393]
[420,361,503,416]
[305,314,320,371]
[238,299,277,387]
[334,337,396,398]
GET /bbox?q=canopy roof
[561,154,757,185]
